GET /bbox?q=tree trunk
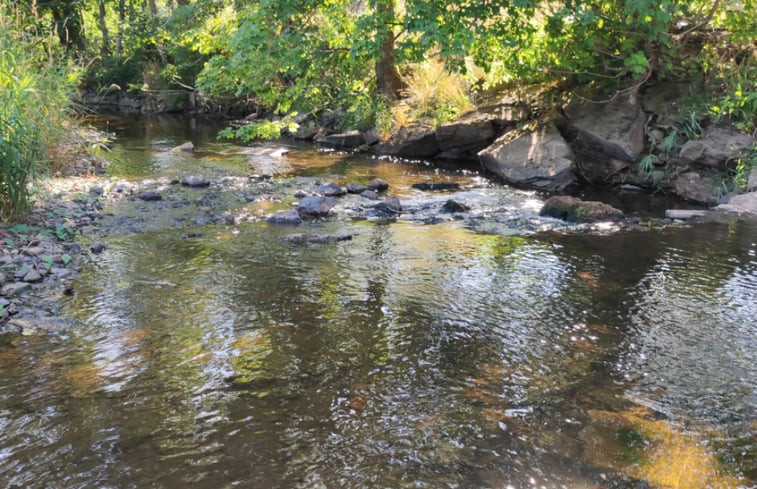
[374,0,403,99]
[148,0,158,16]
[44,0,87,52]
[98,0,111,56]
[116,0,125,55]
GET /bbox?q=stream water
[0,115,755,488]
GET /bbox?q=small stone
[267,210,302,225]
[137,190,162,201]
[279,233,353,244]
[90,242,106,254]
[1,282,31,297]
[24,246,45,257]
[367,178,389,192]
[346,183,368,194]
[0,255,12,265]
[316,182,347,197]
[23,270,43,283]
[89,186,104,195]
[360,190,380,200]
[442,200,470,213]
[50,267,72,279]
[180,175,210,188]
[294,190,309,199]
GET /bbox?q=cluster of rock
[288,85,754,209]
[266,178,402,226]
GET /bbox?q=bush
[0,6,76,219]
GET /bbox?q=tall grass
[0,6,76,220]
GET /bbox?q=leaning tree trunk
[374,0,403,99]
[116,0,125,55]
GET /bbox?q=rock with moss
[678,126,754,170]
[540,196,623,222]
[670,172,721,205]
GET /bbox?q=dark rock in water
[179,232,204,239]
[90,242,106,254]
[137,190,162,201]
[412,182,460,191]
[479,122,575,191]
[372,196,402,217]
[297,196,338,218]
[172,141,194,153]
[442,200,470,213]
[1,282,31,297]
[367,178,389,192]
[249,174,273,181]
[360,190,380,200]
[267,210,302,225]
[279,233,353,244]
[435,112,500,160]
[671,172,720,205]
[180,175,210,188]
[346,183,368,194]
[316,182,347,197]
[318,131,365,150]
[294,190,309,199]
[540,196,624,222]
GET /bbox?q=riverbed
[0,114,754,488]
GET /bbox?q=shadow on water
[0,115,754,488]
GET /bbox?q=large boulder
[540,196,624,222]
[376,125,439,159]
[478,122,576,191]
[678,126,754,169]
[435,113,499,160]
[671,172,720,205]
[715,191,757,218]
[566,93,646,162]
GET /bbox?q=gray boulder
[678,126,754,169]
[1,282,31,297]
[478,122,576,191]
[566,93,646,161]
[715,191,757,218]
[346,183,368,194]
[137,190,162,201]
[367,178,389,191]
[172,141,194,153]
[671,172,721,205]
[748,166,757,192]
[297,196,338,218]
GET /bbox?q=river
[0,114,754,488]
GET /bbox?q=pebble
[23,270,43,283]
[137,191,163,201]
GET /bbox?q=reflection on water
[0,116,754,488]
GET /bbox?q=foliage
[0,5,77,220]
[218,114,299,142]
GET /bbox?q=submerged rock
[90,242,106,253]
[412,182,460,191]
[540,196,624,222]
[279,233,353,244]
[180,175,210,188]
[267,210,303,225]
[479,122,576,191]
[370,196,402,218]
[296,196,338,218]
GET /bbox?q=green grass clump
[0,7,77,220]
